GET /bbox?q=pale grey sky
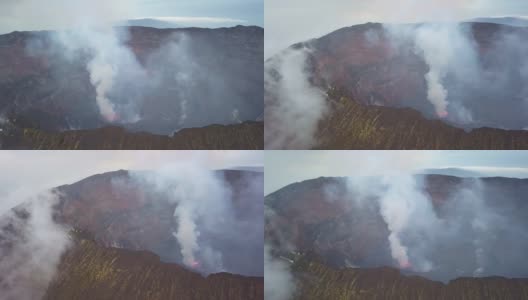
[0,0,263,34]
[265,151,528,195]
[265,0,528,57]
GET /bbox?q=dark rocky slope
[44,232,263,300]
[291,254,528,300]
[315,93,528,149]
[0,121,263,149]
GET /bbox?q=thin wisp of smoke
[264,244,295,300]
[264,47,328,149]
[0,191,71,300]
[130,163,231,273]
[52,26,145,123]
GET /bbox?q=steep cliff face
[265,174,528,293]
[0,121,263,150]
[307,22,528,130]
[265,22,528,149]
[53,169,264,277]
[44,233,264,300]
[291,254,528,300]
[0,168,264,299]
[315,94,528,149]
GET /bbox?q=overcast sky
[0,0,263,34]
[265,151,528,195]
[265,0,528,57]
[0,151,263,215]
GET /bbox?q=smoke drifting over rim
[264,244,295,300]
[49,26,146,123]
[0,191,71,300]
[130,163,231,272]
[264,47,328,149]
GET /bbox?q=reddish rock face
[306,22,528,127]
[310,23,427,110]
[265,22,528,149]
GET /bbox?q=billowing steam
[347,174,436,271]
[89,59,117,121]
[131,163,231,271]
[413,25,452,118]
[129,162,264,276]
[265,47,328,149]
[264,244,295,300]
[5,0,142,123]
[0,191,71,300]
[384,22,480,122]
[53,26,146,122]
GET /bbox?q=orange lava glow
[104,112,119,122]
[400,260,412,269]
[438,111,449,118]
[191,260,200,268]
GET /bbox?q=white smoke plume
[265,47,328,149]
[89,59,117,121]
[0,191,71,300]
[415,23,480,119]
[142,31,262,133]
[264,244,295,300]
[415,26,450,118]
[382,20,528,129]
[52,26,146,123]
[130,161,233,273]
[4,0,142,123]
[384,23,480,121]
[376,174,435,270]
[346,173,436,271]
